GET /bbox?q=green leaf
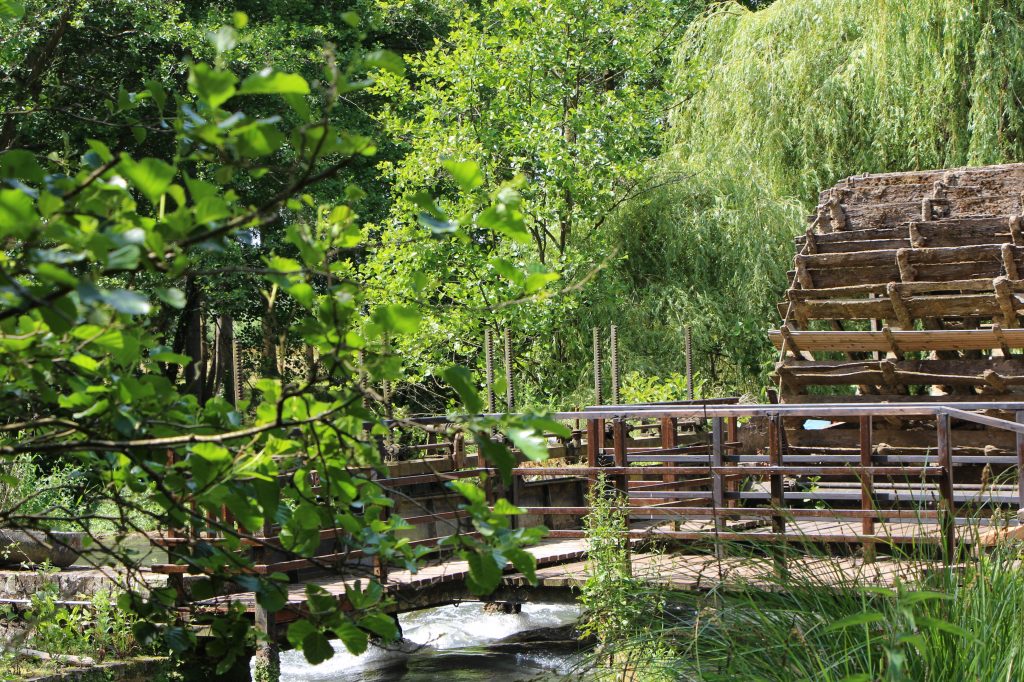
[448,479,486,505]
[505,547,538,584]
[155,287,186,309]
[286,619,316,649]
[476,437,516,483]
[0,0,24,21]
[371,304,421,334]
[0,188,37,237]
[240,69,311,95]
[492,498,524,515]
[823,611,885,632]
[69,353,100,372]
[188,63,238,109]
[442,366,483,414]
[524,270,559,294]
[333,620,368,656]
[507,427,549,462]
[418,212,459,236]
[443,160,484,192]
[465,551,502,596]
[106,245,140,271]
[207,25,237,54]
[363,49,405,75]
[102,289,151,315]
[0,150,44,182]
[358,612,399,640]
[118,155,176,204]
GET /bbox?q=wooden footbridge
[152,164,1024,650]
[158,400,1024,639]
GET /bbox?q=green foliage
[601,0,1024,393]
[365,0,695,406]
[630,547,1024,681]
[0,9,555,668]
[579,474,665,670]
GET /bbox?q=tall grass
[607,543,1024,681]
[601,0,1024,392]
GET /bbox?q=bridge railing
[152,401,1024,602]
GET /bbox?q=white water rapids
[274,602,588,681]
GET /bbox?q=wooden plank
[769,328,1024,352]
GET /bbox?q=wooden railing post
[936,412,955,563]
[1016,410,1024,510]
[371,469,390,584]
[660,417,677,484]
[611,417,631,575]
[859,415,876,563]
[586,417,600,490]
[711,417,725,559]
[768,414,787,575]
[726,416,739,508]
[612,418,628,496]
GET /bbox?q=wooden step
[819,164,1024,200]
[784,290,1024,324]
[776,357,1024,388]
[796,217,1017,253]
[769,328,1024,353]
[819,194,1023,232]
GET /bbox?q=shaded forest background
[6,0,1024,413]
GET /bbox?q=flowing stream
[276,602,592,681]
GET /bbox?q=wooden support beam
[994,276,1018,327]
[886,283,914,329]
[1011,215,1023,246]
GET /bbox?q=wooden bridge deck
[206,515,970,626]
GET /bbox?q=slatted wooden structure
[770,164,1024,476]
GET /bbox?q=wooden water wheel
[770,164,1024,495]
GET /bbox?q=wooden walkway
[205,517,962,627]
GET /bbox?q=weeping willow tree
[600,0,1024,395]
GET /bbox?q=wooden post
[711,417,725,559]
[1016,411,1024,510]
[768,414,787,575]
[612,419,628,495]
[586,417,600,491]
[936,412,956,563]
[611,418,631,576]
[660,417,677,483]
[859,415,876,563]
[726,416,738,508]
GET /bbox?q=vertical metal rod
[684,325,694,400]
[936,412,955,563]
[610,325,620,405]
[592,327,603,406]
[484,330,496,413]
[859,415,876,563]
[503,328,514,412]
[711,417,725,559]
